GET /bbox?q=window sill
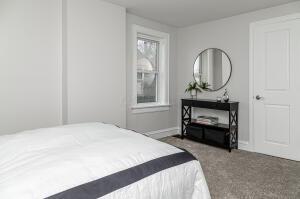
[131,103,170,114]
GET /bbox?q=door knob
[256,95,263,100]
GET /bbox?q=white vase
[191,90,197,99]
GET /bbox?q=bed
[0,123,210,199]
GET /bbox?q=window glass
[137,38,159,71]
[137,37,159,103]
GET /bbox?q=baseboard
[144,127,180,139]
[238,140,252,152]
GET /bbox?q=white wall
[2,0,299,138]
[177,2,300,142]
[126,14,178,133]
[0,0,62,135]
[66,0,126,127]
[0,0,126,135]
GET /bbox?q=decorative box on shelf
[181,98,239,152]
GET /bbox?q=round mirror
[193,48,232,91]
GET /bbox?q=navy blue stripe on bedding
[45,151,197,199]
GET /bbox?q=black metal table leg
[181,104,191,139]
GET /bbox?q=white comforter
[0,123,210,199]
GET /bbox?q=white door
[252,15,300,161]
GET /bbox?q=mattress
[0,123,210,199]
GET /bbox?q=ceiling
[104,0,298,27]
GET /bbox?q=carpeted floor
[160,136,300,199]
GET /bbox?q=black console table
[181,99,239,152]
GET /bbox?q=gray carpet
[160,136,300,199]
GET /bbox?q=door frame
[249,13,300,153]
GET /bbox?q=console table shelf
[181,98,239,152]
[190,119,230,130]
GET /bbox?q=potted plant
[185,81,210,98]
[185,81,202,99]
[199,81,210,91]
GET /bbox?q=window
[132,25,170,113]
[137,37,159,103]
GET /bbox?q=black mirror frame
[193,48,232,92]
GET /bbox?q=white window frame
[132,25,170,114]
